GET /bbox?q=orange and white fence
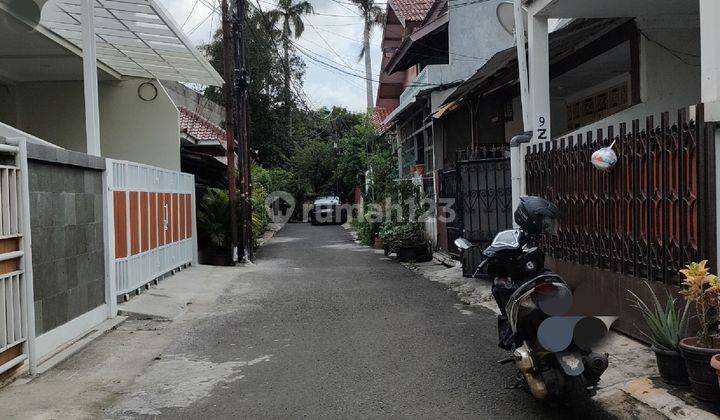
[105,159,197,306]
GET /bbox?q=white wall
[11,81,87,152]
[0,79,180,170]
[447,0,514,83]
[100,79,180,171]
[406,0,515,112]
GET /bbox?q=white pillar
[700,0,720,122]
[515,0,531,130]
[528,15,551,143]
[511,0,531,218]
[11,138,37,375]
[102,159,117,318]
[81,0,101,156]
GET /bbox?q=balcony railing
[399,67,431,107]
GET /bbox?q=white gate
[0,138,36,376]
[105,159,197,303]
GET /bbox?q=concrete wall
[0,84,17,127]
[0,79,181,170]
[26,143,106,335]
[446,0,514,83]
[402,0,514,112]
[162,81,224,126]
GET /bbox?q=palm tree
[267,0,313,138]
[349,0,384,111]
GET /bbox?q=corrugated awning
[39,0,224,86]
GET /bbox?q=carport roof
[37,0,224,86]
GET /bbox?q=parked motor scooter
[455,196,608,411]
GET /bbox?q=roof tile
[179,107,227,148]
[370,107,395,134]
[389,0,435,23]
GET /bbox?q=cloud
[160,0,383,112]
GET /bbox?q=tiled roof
[370,107,395,134]
[179,107,226,147]
[389,0,435,23]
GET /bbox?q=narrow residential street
[150,222,565,419]
[0,223,640,419]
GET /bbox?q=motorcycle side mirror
[454,238,473,250]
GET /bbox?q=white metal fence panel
[0,138,36,375]
[105,159,196,298]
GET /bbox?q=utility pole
[231,0,251,261]
[221,0,239,263]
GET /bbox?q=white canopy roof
[39,0,224,86]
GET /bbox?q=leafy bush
[250,181,269,249]
[198,188,230,252]
[365,139,397,204]
[628,281,690,352]
[379,222,425,251]
[353,214,381,246]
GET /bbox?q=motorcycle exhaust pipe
[513,343,548,400]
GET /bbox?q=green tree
[365,134,397,203]
[201,7,305,167]
[333,117,376,202]
[267,0,314,137]
[291,139,336,195]
[349,0,385,110]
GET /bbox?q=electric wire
[181,0,202,29]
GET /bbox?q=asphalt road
[150,223,622,419]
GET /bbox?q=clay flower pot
[373,237,384,250]
[652,346,689,386]
[679,337,720,402]
[711,354,720,391]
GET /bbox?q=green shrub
[354,214,381,246]
[379,222,424,252]
[198,188,230,252]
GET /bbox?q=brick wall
[26,144,106,335]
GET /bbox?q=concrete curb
[622,378,718,419]
[256,223,283,247]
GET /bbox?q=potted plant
[197,188,233,266]
[711,354,720,389]
[379,222,431,262]
[628,282,690,385]
[677,260,720,402]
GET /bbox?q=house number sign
[536,115,549,141]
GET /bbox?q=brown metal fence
[525,104,716,287]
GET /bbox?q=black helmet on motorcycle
[514,196,560,235]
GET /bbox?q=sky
[160,0,384,112]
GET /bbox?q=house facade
[380,0,515,249]
[509,0,715,337]
[380,0,719,338]
[0,0,219,380]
